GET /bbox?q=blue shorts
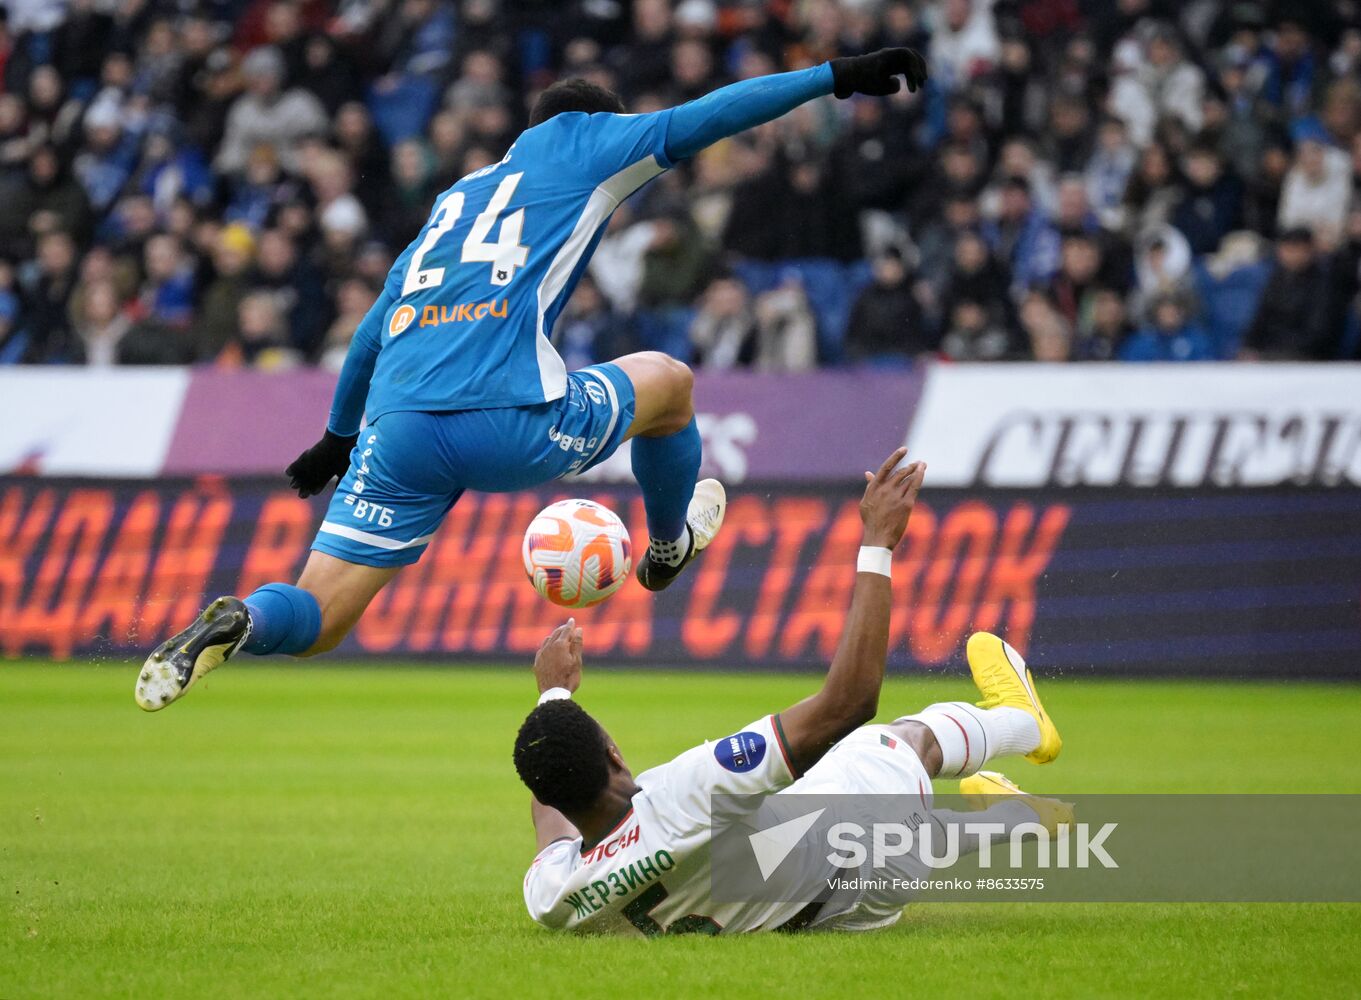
[311,364,636,567]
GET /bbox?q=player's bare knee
[653,354,694,433]
[663,353,694,399]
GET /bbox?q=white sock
[897,702,1041,778]
[649,526,691,567]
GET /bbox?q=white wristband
[537,687,572,705]
[857,546,893,578]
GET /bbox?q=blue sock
[630,416,701,544]
[242,583,322,656]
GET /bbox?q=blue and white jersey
[327,64,833,435]
[365,110,676,419]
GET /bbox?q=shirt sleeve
[326,288,391,436]
[663,64,835,162]
[559,110,677,186]
[522,836,581,929]
[634,714,800,838]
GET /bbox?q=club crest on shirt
[715,731,766,773]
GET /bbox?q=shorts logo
[584,381,607,406]
[715,731,766,773]
[389,305,417,336]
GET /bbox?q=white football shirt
[523,714,816,936]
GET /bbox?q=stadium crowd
[2,0,1360,370]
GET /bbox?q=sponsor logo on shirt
[715,731,766,773]
[389,300,510,337]
[388,304,417,336]
[580,822,641,865]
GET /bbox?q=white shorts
[790,724,934,803]
[781,725,936,932]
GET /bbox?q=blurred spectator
[1045,94,1095,174]
[133,122,214,215]
[1242,228,1333,359]
[1109,25,1205,143]
[846,247,932,363]
[333,102,390,216]
[197,223,256,362]
[301,34,360,114]
[940,297,1018,361]
[1086,116,1138,229]
[929,0,1000,91]
[638,214,716,312]
[248,228,327,357]
[1,145,90,256]
[380,139,438,247]
[136,234,196,328]
[751,276,817,372]
[1278,121,1352,247]
[983,178,1059,295]
[690,275,757,369]
[73,100,139,214]
[1074,287,1133,360]
[1120,290,1215,361]
[940,228,1012,334]
[215,46,326,174]
[1122,140,1179,235]
[228,289,302,369]
[1245,135,1292,236]
[319,276,381,370]
[1133,224,1194,316]
[71,278,130,366]
[1048,231,1106,329]
[224,145,298,230]
[1019,291,1073,362]
[18,229,81,362]
[1172,144,1243,254]
[1263,17,1317,118]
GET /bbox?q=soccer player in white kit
[514,449,1066,935]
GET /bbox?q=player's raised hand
[830,47,929,99]
[285,430,358,498]
[859,447,926,549]
[534,619,584,695]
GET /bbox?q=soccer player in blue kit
[135,47,929,711]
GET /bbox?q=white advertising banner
[0,369,189,476]
[905,363,1361,488]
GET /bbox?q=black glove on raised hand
[829,47,929,99]
[286,430,358,499]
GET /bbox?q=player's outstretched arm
[663,48,928,162]
[773,449,926,775]
[526,620,586,851]
[285,290,392,498]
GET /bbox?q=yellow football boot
[959,770,1074,835]
[965,631,1061,764]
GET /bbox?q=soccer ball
[522,499,632,608]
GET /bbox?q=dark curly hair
[529,78,626,126]
[513,699,612,813]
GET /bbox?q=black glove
[830,47,929,99]
[286,430,358,499]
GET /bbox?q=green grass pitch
[3,662,1360,998]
